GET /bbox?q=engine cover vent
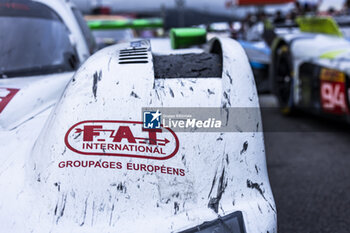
[118,48,149,64]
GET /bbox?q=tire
[273,44,294,115]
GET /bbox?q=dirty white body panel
[0,73,72,129]
[0,38,276,232]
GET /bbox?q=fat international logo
[143,110,161,129]
[65,120,179,160]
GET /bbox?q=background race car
[270,16,350,121]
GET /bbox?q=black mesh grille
[118,48,149,64]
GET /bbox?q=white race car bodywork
[0,73,72,130]
[0,38,276,232]
[289,33,350,76]
[0,0,92,129]
[291,34,350,62]
[0,1,92,229]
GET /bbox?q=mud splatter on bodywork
[208,168,228,213]
[240,141,248,155]
[92,71,102,99]
[247,179,276,213]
